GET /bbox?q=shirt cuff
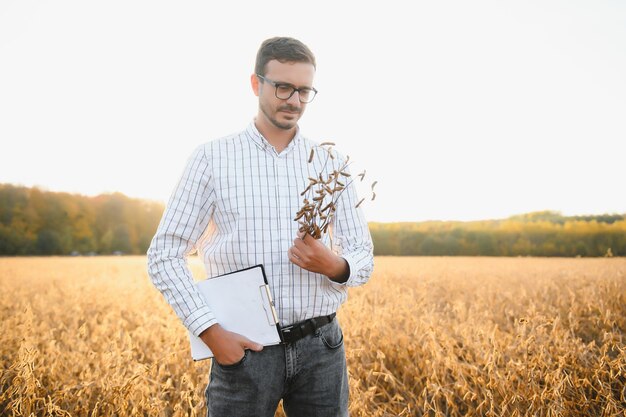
[333,254,356,287]
[183,306,218,337]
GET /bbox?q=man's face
[256,60,316,131]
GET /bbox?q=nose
[286,91,302,106]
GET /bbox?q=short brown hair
[254,37,316,76]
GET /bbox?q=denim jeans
[205,318,349,417]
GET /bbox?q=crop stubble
[0,256,624,416]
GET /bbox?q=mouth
[279,106,301,115]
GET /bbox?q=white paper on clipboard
[188,265,282,361]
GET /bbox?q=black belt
[279,313,336,345]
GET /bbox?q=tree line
[1,184,624,256]
[370,212,626,257]
[0,184,163,255]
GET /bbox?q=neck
[254,118,297,153]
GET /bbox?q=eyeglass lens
[275,85,315,103]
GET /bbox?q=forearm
[326,255,350,283]
[337,242,374,287]
[146,144,217,336]
[147,247,217,336]
[330,166,375,287]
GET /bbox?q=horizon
[1,1,625,223]
[3,181,624,224]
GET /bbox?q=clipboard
[188,264,282,361]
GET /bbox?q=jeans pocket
[215,349,249,370]
[319,322,344,350]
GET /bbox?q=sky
[1,0,625,222]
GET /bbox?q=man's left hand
[288,232,349,283]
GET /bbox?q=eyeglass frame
[256,74,318,103]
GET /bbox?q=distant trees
[0,184,163,255]
[0,185,624,257]
[370,211,626,257]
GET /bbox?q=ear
[250,73,260,97]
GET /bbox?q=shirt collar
[246,120,302,156]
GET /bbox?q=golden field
[0,256,624,417]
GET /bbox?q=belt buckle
[280,324,296,344]
[281,323,295,334]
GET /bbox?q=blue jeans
[205,319,349,417]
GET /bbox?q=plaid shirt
[147,122,374,336]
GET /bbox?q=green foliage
[1,185,624,257]
[0,184,163,255]
[370,211,626,257]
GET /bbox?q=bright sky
[1,1,625,222]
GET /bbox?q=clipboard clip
[259,284,279,326]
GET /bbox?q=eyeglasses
[256,74,318,103]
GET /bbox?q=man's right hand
[199,324,264,366]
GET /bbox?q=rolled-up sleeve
[330,164,375,287]
[146,145,217,336]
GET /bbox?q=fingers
[213,339,247,366]
[288,247,305,267]
[293,236,306,250]
[210,329,263,365]
[241,336,264,352]
[292,235,321,255]
[246,342,264,352]
[289,245,305,259]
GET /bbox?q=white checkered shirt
[147,122,374,336]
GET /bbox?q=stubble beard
[260,101,301,131]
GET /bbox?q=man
[147,36,374,417]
